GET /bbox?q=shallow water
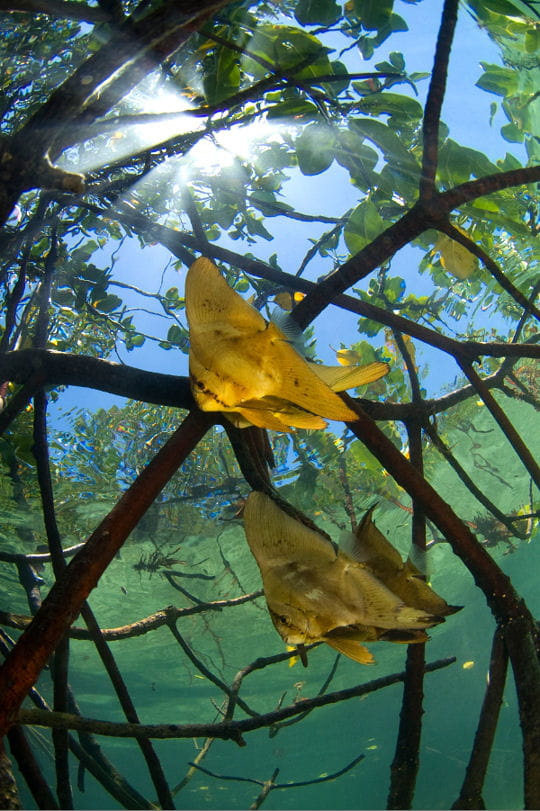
[6,394,538,810]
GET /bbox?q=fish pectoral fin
[231,406,297,432]
[324,636,375,665]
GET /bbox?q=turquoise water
[6,395,538,809]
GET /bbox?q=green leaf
[389,51,405,71]
[354,0,394,30]
[295,123,336,175]
[356,91,423,123]
[53,288,75,306]
[324,60,350,96]
[350,117,419,172]
[501,122,524,142]
[245,215,273,240]
[344,199,385,255]
[294,0,342,26]
[437,139,499,185]
[335,128,379,189]
[203,46,240,105]
[476,63,519,97]
[93,294,122,313]
[266,98,320,120]
[166,325,189,350]
[71,241,98,263]
[250,191,293,217]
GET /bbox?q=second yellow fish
[243,492,459,665]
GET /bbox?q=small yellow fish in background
[273,290,306,311]
[185,258,389,432]
[243,492,458,665]
[335,347,364,366]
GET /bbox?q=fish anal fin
[324,636,375,665]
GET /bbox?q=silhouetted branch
[343,398,540,805]
[292,167,540,327]
[189,751,366,808]
[451,627,508,809]
[17,656,456,741]
[424,422,527,539]
[0,739,21,810]
[441,220,540,321]
[7,725,59,810]
[0,0,110,23]
[268,653,340,737]
[458,360,540,489]
[387,418,426,809]
[172,735,216,796]
[32,389,73,809]
[0,636,153,809]
[0,409,214,737]
[167,621,259,719]
[33,378,174,808]
[45,198,540,361]
[387,644,426,809]
[0,592,263,640]
[1,346,536,430]
[420,0,459,199]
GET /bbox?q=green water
[3,395,538,810]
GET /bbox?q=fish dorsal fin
[270,356,357,422]
[261,324,359,422]
[352,512,460,619]
[243,491,336,567]
[307,361,389,392]
[350,508,404,572]
[186,257,266,333]
[338,557,441,630]
[324,636,375,665]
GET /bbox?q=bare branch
[420,0,459,198]
[17,657,456,740]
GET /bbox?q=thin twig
[0,592,263,641]
[420,0,459,198]
[17,657,456,741]
[458,360,540,489]
[0,409,214,736]
[425,422,527,539]
[440,220,540,321]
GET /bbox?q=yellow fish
[185,258,388,432]
[243,492,455,665]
